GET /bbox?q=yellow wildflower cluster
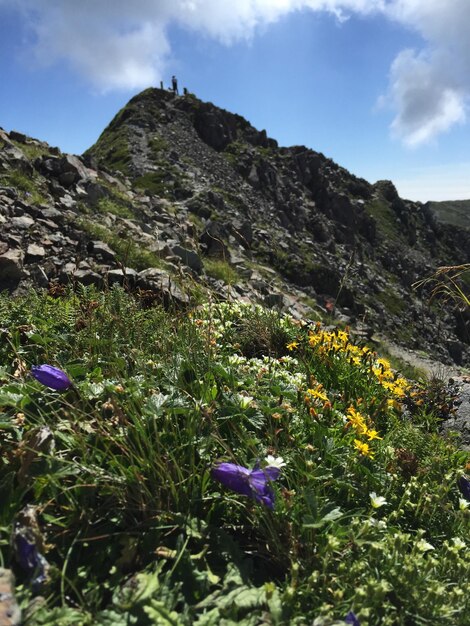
[346,406,382,458]
[372,357,410,398]
[354,439,374,458]
[307,324,371,365]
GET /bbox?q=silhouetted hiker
[172,75,178,95]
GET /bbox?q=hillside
[426,199,470,229]
[1,88,469,366]
[0,89,469,625]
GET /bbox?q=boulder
[25,244,46,262]
[171,244,203,273]
[106,268,138,286]
[200,221,230,259]
[91,241,116,263]
[0,248,25,291]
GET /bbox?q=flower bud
[31,365,72,390]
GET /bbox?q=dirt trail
[377,337,470,451]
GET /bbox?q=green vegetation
[134,171,170,196]
[85,125,131,174]
[133,161,191,200]
[203,257,239,284]
[78,219,162,271]
[365,198,400,240]
[149,135,168,155]
[96,197,135,220]
[0,291,468,625]
[376,288,406,316]
[415,264,470,310]
[0,170,47,205]
[11,140,54,161]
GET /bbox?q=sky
[1,1,470,203]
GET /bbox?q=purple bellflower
[14,532,49,590]
[457,475,470,501]
[211,461,281,509]
[344,611,360,626]
[31,364,72,391]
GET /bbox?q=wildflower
[416,539,434,552]
[457,475,470,501]
[365,428,382,441]
[458,498,469,511]
[344,611,360,626]
[30,364,71,391]
[337,329,349,344]
[369,492,387,508]
[346,407,367,434]
[265,455,286,469]
[354,439,374,458]
[238,394,254,409]
[306,385,329,404]
[286,340,299,351]
[212,461,281,509]
[452,537,466,550]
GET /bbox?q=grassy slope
[427,200,470,229]
[0,287,469,626]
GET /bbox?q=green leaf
[303,507,343,529]
[0,390,24,407]
[143,600,182,625]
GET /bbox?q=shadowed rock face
[1,88,469,364]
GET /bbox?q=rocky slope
[1,88,469,365]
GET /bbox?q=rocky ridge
[1,88,469,366]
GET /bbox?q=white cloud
[381,1,470,146]
[387,49,466,147]
[2,1,470,145]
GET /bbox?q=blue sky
[1,1,470,203]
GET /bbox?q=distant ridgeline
[426,199,470,229]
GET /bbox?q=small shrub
[204,258,239,284]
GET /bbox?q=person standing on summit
[171,75,179,95]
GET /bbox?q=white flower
[265,455,286,469]
[369,492,388,509]
[458,498,469,511]
[452,537,466,550]
[416,539,434,552]
[369,517,387,530]
[238,395,253,409]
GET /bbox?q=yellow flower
[354,439,374,458]
[346,407,368,434]
[306,386,329,404]
[377,357,391,370]
[287,341,299,351]
[365,429,382,441]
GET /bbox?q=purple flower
[211,462,281,509]
[344,611,360,626]
[15,533,49,589]
[457,475,470,501]
[31,364,72,390]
